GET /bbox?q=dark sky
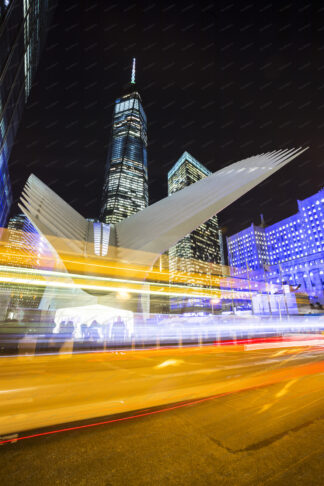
[9,0,324,238]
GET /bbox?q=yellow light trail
[0,261,262,301]
[0,273,221,299]
[0,264,215,293]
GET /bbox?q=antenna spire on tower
[131,58,136,84]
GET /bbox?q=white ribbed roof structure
[19,148,307,266]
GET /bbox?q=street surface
[0,343,323,484]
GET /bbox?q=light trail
[0,245,224,286]
[1,354,323,446]
[0,264,221,295]
[0,391,236,445]
[0,335,323,359]
[0,344,323,438]
[0,261,319,306]
[0,274,214,299]
[245,339,324,351]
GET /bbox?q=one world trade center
[100,59,148,225]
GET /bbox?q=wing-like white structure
[19,175,91,256]
[19,148,307,266]
[116,148,306,259]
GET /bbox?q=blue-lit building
[100,59,148,224]
[227,189,324,304]
[0,0,57,227]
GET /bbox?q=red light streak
[0,391,235,445]
[214,335,324,347]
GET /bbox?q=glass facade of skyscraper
[168,152,222,312]
[0,0,56,227]
[3,213,55,314]
[227,189,324,303]
[100,88,148,225]
[0,149,11,228]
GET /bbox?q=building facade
[3,213,55,314]
[227,189,324,304]
[100,59,148,225]
[168,152,222,312]
[0,0,56,227]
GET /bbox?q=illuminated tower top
[100,60,148,225]
[131,58,136,85]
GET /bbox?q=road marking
[275,378,298,398]
[155,359,185,369]
[257,403,273,414]
[272,350,287,357]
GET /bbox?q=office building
[4,213,54,313]
[227,189,324,303]
[0,0,57,227]
[168,152,222,311]
[227,222,268,272]
[100,59,148,224]
[168,151,222,275]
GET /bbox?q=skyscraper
[3,213,55,315]
[100,59,148,225]
[0,0,57,227]
[168,152,222,311]
[168,151,222,273]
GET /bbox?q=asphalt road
[0,344,324,485]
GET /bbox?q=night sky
[9,0,324,239]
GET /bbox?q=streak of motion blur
[0,339,323,438]
[0,227,323,440]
